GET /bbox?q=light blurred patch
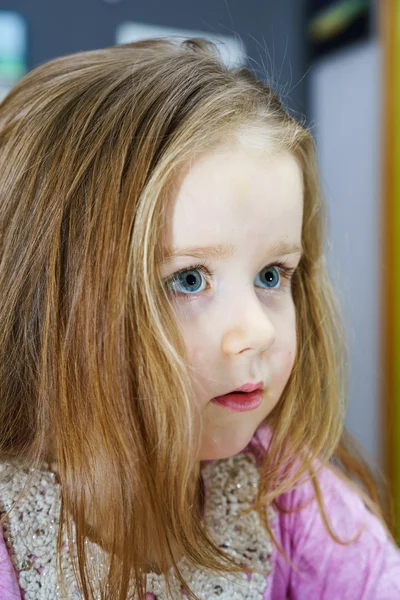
[0,11,27,101]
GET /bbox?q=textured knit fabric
[0,422,399,599]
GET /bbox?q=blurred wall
[0,0,308,117]
[310,38,382,466]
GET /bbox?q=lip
[211,390,263,412]
[229,381,264,394]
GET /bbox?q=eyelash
[164,260,297,300]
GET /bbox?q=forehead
[163,146,303,255]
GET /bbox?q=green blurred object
[0,11,27,101]
[0,58,25,80]
[308,0,369,42]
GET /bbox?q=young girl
[0,37,398,600]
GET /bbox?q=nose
[220,293,276,356]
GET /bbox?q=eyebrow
[161,241,303,263]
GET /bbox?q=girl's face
[160,141,304,460]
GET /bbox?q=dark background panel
[0,0,310,119]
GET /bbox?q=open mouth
[211,390,263,412]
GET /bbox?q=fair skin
[160,139,304,461]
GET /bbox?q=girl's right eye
[164,263,213,298]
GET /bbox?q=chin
[197,425,258,461]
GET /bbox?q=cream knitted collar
[0,452,274,599]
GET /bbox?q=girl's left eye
[163,261,296,299]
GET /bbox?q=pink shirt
[1,424,399,599]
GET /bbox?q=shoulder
[246,424,400,599]
[280,466,400,598]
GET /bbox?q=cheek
[274,345,295,383]
[285,327,297,369]
[172,309,204,364]
[273,313,297,380]
[285,347,296,377]
[180,337,211,393]
[183,336,206,367]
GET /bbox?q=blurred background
[0,0,398,534]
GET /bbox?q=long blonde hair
[0,38,395,599]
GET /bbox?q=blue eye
[164,261,296,299]
[256,266,281,289]
[167,267,207,294]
